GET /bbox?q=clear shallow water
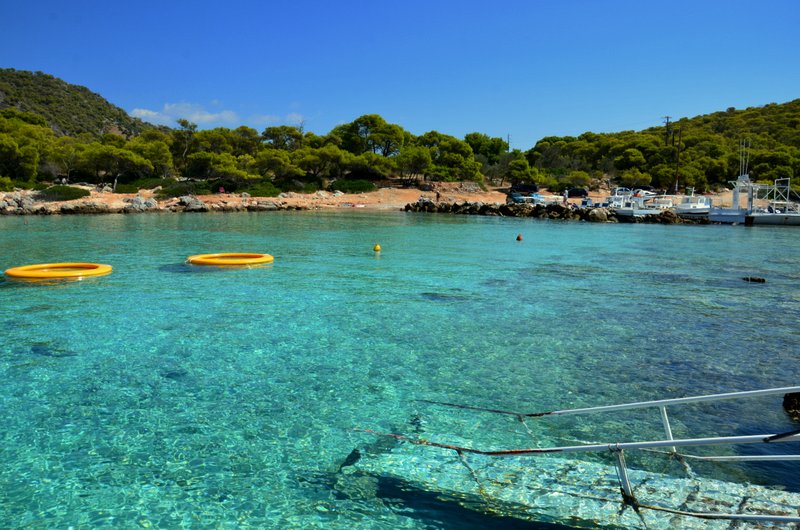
[1,211,799,529]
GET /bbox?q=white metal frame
[417,386,800,523]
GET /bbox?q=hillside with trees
[0,69,798,196]
[526,100,800,193]
[0,68,155,137]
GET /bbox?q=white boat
[614,195,666,218]
[605,187,631,209]
[708,140,769,224]
[649,196,674,210]
[745,178,800,226]
[708,173,761,223]
[675,188,712,218]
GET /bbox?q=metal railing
[405,385,800,523]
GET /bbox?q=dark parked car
[567,188,589,198]
[510,183,539,194]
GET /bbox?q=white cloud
[130,108,171,125]
[130,102,239,127]
[286,113,305,126]
[249,114,281,127]
[247,113,306,129]
[132,103,305,131]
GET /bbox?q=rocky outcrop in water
[403,199,705,224]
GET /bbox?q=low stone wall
[404,200,708,224]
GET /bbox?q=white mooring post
[613,448,635,505]
[659,406,676,453]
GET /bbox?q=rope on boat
[455,449,492,504]
[356,429,559,455]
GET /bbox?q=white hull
[675,193,712,218]
[615,208,662,218]
[675,208,711,218]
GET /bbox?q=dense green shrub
[0,176,13,192]
[330,179,377,193]
[244,181,281,197]
[37,185,91,201]
[114,184,139,194]
[302,183,319,193]
[155,181,212,199]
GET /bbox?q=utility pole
[662,116,672,146]
[673,125,683,193]
[507,134,511,152]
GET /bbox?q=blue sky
[1,0,798,150]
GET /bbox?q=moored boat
[744,178,800,226]
[614,195,666,218]
[675,188,712,218]
[708,174,764,224]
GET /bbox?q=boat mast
[673,125,683,194]
[738,138,753,211]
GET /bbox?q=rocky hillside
[0,68,156,138]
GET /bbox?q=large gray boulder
[588,208,609,222]
[178,196,208,212]
[123,196,158,212]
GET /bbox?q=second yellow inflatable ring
[187,253,274,267]
[4,262,113,280]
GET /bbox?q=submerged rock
[784,392,800,421]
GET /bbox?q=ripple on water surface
[1,212,799,528]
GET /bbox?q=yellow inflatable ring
[187,253,274,267]
[4,262,113,280]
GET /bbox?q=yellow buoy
[373,244,381,252]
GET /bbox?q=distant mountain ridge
[0,68,156,138]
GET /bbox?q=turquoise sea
[1,211,799,529]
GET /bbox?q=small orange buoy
[516,234,523,241]
[373,243,381,252]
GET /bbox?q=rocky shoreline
[0,192,312,215]
[1,190,706,223]
[403,197,706,224]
